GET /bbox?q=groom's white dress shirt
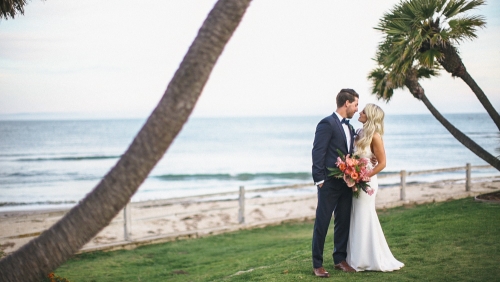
[334,112,352,153]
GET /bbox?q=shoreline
[1,176,499,256]
[1,174,496,213]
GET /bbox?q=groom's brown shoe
[312,267,330,277]
[334,261,356,272]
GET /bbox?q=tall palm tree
[376,0,500,130]
[368,56,500,171]
[0,0,252,281]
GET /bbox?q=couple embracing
[311,89,404,277]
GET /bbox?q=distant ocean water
[0,113,498,212]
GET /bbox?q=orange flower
[338,163,346,172]
[350,171,359,181]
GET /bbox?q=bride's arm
[369,133,386,177]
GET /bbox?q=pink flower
[328,149,375,198]
[344,166,353,175]
[345,155,354,166]
[359,166,372,182]
[336,157,344,165]
[343,174,356,187]
[358,158,369,166]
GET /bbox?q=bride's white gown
[346,149,404,272]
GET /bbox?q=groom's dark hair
[336,88,359,108]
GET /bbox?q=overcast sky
[1,0,499,119]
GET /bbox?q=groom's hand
[318,183,323,188]
[371,156,378,166]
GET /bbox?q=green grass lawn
[53,197,500,281]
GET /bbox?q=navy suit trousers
[312,178,353,267]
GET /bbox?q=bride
[346,103,404,272]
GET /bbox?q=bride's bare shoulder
[371,133,384,148]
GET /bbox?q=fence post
[238,186,245,224]
[124,202,131,241]
[466,163,471,192]
[400,170,407,201]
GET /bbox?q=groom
[311,88,359,277]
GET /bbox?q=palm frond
[407,0,439,19]
[457,0,486,15]
[442,0,467,18]
[418,48,443,67]
[435,0,450,12]
[369,0,486,103]
[0,0,28,20]
[442,0,485,18]
[448,15,486,41]
[417,66,440,79]
[367,67,396,101]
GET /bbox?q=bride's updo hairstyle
[355,103,385,156]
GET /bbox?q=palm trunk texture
[439,44,500,131]
[0,0,252,281]
[404,74,500,171]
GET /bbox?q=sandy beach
[1,176,499,257]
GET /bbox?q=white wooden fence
[393,163,491,201]
[120,163,493,240]
[1,163,495,249]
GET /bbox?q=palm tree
[1,0,29,20]
[0,0,252,281]
[376,0,500,130]
[368,52,500,171]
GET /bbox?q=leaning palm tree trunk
[439,44,500,131]
[0,0,252,281]
[404,74,500,171]
[419,94,500,170]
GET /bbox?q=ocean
[0,113,498,212]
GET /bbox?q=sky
[0,0,499,119]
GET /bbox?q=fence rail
[118,163,497,242]
[1,163,496,244]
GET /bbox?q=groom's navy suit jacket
[312,114,355,184]
[311,113,356,267]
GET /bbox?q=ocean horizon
[0,113,498,212]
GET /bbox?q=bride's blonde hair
[355,103,384,156]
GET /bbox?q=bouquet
[327,149,374,198]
